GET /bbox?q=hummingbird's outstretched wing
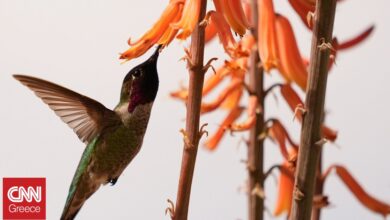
[13,74,120,144]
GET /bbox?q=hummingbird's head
[120,45,161,113]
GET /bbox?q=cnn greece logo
[3,178,46,219]
[8,186,42,203]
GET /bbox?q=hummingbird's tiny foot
[165,199,175,218]
[108,177,119,186]
[203,57,218,74]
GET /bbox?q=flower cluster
[121,0,386,218]
[168,0,381,217]
[120,0,251,61]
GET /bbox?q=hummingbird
[13,46,161,220]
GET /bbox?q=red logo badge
[3,178,46,219]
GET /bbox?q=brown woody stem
[311,151,324,220]
[248,0,265,220]
[290,0,337,220]
[172,0,207,219]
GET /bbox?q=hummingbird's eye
[132,69,142,78]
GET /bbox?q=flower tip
[338,25,376,50]
[119,53,129,61]
[204,142,218,151]
[118,52,133,61]
[176,31,191,40]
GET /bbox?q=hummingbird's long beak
[148,45,162,63]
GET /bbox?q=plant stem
[312,113,329,220]
[311,151,323,220]
[247,0,265,220]
[290,0,337,220]
[172,0,207,219]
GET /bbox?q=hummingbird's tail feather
[61,208,80,220]
[61,139,103,220]
[60,172,101,220]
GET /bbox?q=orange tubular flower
[229,95,258,131]
[288,0,314,29]
[273,151,296,217]
[203,65,231,96]
[170,64,230,101]
[242,1,252,25]
[158,4,184,46]
[205,107,244,150]
[338,25,375,50]
[171,60,241,102]
[280,84,338,141]
[275,14,308,91]
[170,88,188,100]
[269,119,299,160]
[280,84,304,121]
[205,15,218,43]
[258,0,279,72]
[120,0,184,61]
[205,11,239,58]
[330,26,374,71]
[241,34,255,51]
[321,125,338,142]
[219,57,248,110]
[226,0,251,34]
[221,86,243,109]
[323,165,390,217]
[200,79,242,114]
[213,0,250,36]
[274,166,294,216]
[299,0,315,6]
[172,0,201,40]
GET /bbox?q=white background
[1,0,389,219]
